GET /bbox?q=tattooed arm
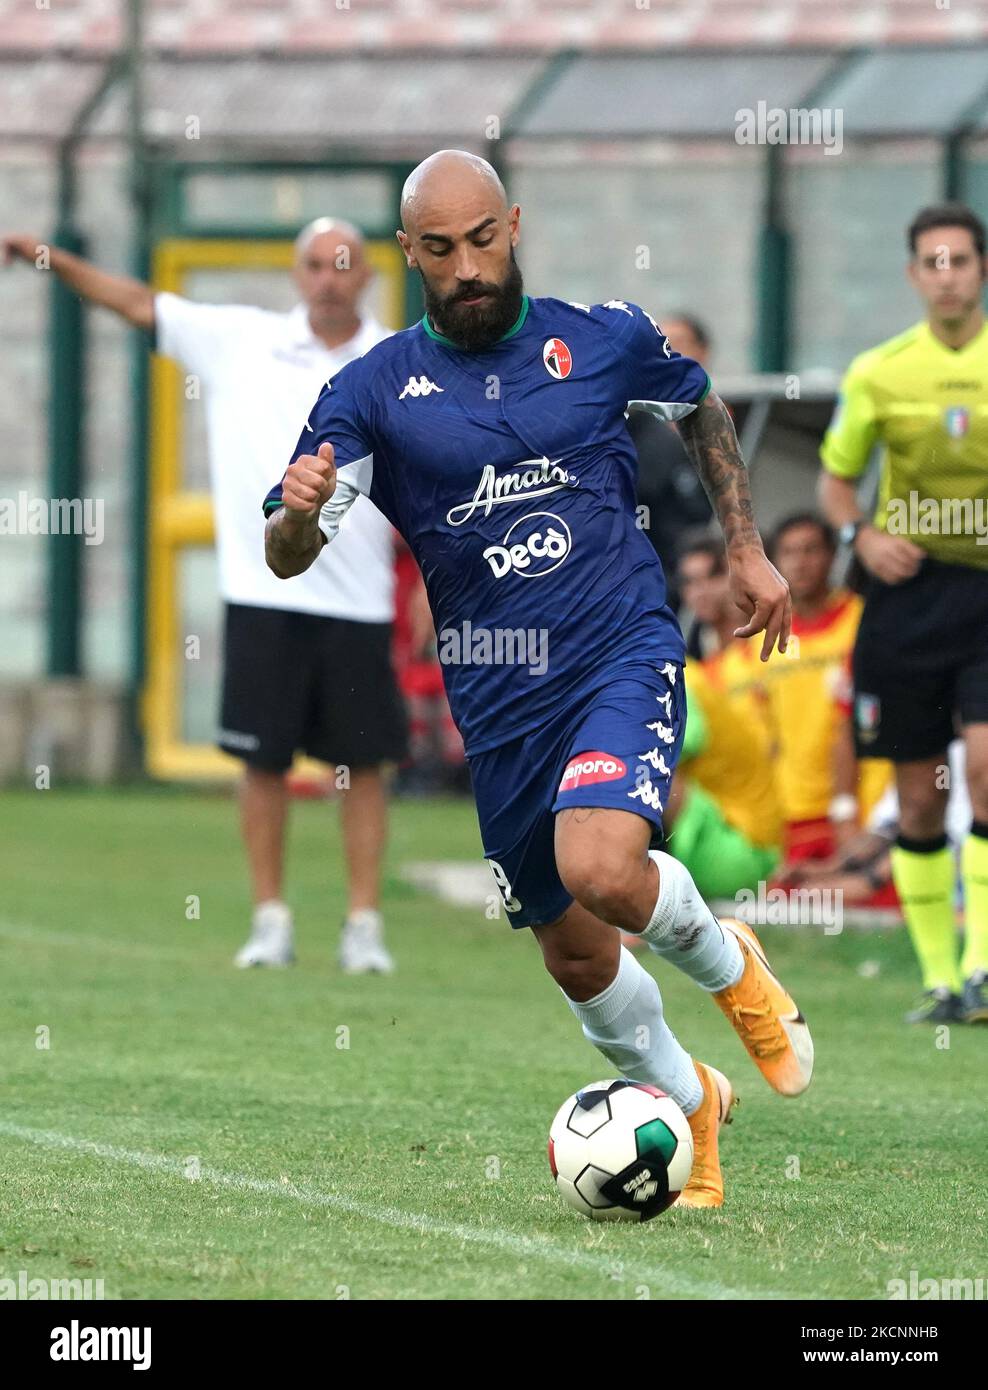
[677,390,791,659]
[677,390,759,550]
[265,508,326,579]
[265,442,335,579]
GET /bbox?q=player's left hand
[728,545,792,660]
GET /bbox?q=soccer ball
[548,1078,693,1221]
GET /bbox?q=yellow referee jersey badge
[855,692,881,743]
[944,406,971,439]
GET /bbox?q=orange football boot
[676,1060,736,1209]
[713,918,814,1097]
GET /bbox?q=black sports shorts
[218,603,408,773]
[852,557,988,762]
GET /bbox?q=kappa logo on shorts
[628,775,666,812]
[559,751,627,791]
[637,748,672,775]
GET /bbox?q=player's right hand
[854,526,924,584]
[281,442,336,520]
[2,233,41,266]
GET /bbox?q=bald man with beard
[4,218,406,976]
[263,151,811,1210]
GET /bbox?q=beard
[421,251,525,351]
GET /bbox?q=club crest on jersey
[543,338,572,380]
[944,406,970,439]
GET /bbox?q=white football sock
[252,899,292,929]
[564,946,703,1114]
[640,850,743,992]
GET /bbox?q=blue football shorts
[468,661,687,929]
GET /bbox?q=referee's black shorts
[852,557,988,763]
[218,603,408,774]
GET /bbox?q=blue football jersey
[264,295,710,755]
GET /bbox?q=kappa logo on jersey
[543,338,573,380]
[446,457,578,526]
[399,375,445,400]
[559,752,628,791]
[483,511,572,580]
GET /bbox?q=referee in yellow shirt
[819,203,988,1025]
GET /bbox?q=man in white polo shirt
[4,218,406,974]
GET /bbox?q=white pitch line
[0,920,197,961]
[0,1120,786,1301]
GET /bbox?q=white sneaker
[234,900,296,968]
[339,909,394,975]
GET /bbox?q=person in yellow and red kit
[761,513,893,873]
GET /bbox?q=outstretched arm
[677,390,791,659]
[3,233,155,330]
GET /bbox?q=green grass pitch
[1,787,984,1301]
